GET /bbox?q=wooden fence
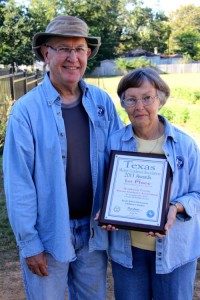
[0,70,43,111]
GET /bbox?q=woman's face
[123,80,161,131]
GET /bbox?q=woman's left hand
[146,203,184,238]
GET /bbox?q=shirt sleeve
[173,140,200,220]
[3,111,44,258]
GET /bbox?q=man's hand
[94,210,118,231]
[25,252,48,276]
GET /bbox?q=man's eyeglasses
[45,45,89,56]
[122,96,158,107]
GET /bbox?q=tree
[0,0,36,68]
[169,5,200,59]
[116,2,170,55]
[0,0,8,26]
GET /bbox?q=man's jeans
[20,216,107,300]
[112,246,197,300]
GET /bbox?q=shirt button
[57,111,61,115]
[62,155,65,159]
[60,132,64,136]
[158,239,162,243]
[158,252,162,256]
[48,101,52,106]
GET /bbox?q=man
[3,15,122,300]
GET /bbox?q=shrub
[0,97,12,148]
[182,108,190,123]
[160,107,175,122]
[115,57,152,72]
[171,87,200,104]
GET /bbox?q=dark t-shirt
[62,97,93,219]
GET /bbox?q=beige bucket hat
[32,15,101,61]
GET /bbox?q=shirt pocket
[94,120,110,152]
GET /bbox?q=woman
[104,68,200,300]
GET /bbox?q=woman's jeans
[20,216,107,300]
[112,246,197,300]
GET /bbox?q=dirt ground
[0,249,200,300]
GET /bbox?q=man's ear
[40,45,49,64]
[87,48,92,59]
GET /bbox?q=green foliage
[1,1,200,71]
[169,5,200,59]
[115,104,129,125]
[181,108,190,124]
[0,98,12,148]
[173,30,200,59]
[159,107,175,122]
[0,0,37,67]
[171,87,200,104]
[117,4,170,54]
[160,106,190,124]
[178,53,192,64]
[115,57,151,72]
[0,155,16,253]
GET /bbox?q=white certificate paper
[104,153,169,227]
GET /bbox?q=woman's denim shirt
[106,116,200,274]
[3,74,122,262]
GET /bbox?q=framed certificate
[99,151,172,234]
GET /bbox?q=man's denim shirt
[106,116,200,274]
[3,73,122,262]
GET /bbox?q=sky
[142,0,200,14]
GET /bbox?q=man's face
[41,37,91,88]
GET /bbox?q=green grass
[160,73,200,89]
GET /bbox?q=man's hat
[32,15,101,61]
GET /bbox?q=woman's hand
[146,203,184,238]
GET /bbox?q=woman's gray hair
[117,68,170,108]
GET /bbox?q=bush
[171,87,200,104]
[160,107,175,122]
[160,105,190,125]
[115,57,152,72]
[0,97,12,148]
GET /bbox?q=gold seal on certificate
[99,151,172,233]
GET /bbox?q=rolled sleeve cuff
[18,235,44,258]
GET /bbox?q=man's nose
[67,49,78,60]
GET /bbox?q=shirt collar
[121,115,177,143]
[42,73,89,106]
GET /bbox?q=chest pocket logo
[176,156,184,169]
[97,105,105,117]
